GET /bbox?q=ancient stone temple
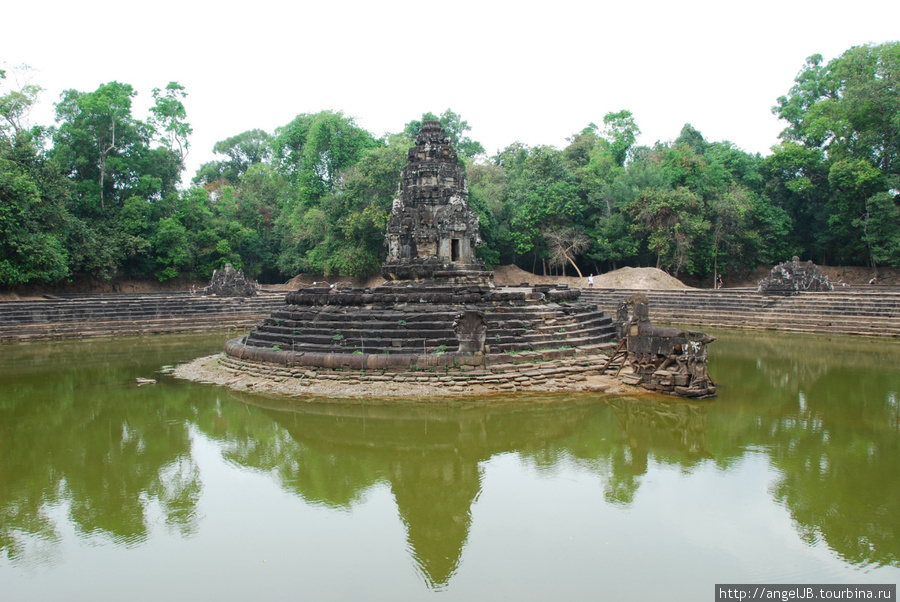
[382,121,490,284]
[219,123,620,391]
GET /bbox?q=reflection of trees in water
[3,330,899,579]
[603,398,710,504]
[713,330,900,394]
[391,450,481,588]
[765,373,900,568]
[216,392,719,586]
[756,357,830,393]
[711,329,900,568]
[0,334,231,567]
[0,369,202,566]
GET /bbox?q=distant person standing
[588,274,594,288]
[716,274,723,289]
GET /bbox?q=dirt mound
[492,264,690,290]
[593,267,691,289]
[268,273,387,291]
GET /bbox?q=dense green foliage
[1,42,898,288]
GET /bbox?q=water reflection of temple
[229,396,593,587]
[223,393,714,587]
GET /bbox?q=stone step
[579,287,900,337]
[0,315,263,341]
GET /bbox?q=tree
[272,110,377,206]
[708,187,752,284]
[626,186,709,276]
[569,115,643,271]
[772,54,834,148]
[763,142,831,260]
[53,82,143,210]
[193,128,272,187]
[542,226,590,277]
[858,192,900,276]
[563,123,599,169]
[404,109,485,159]
[588,212,638,272]
[601,110,641,167]
[149,82,191,169]
[769,43,900,268]
[500,144,583,272]
[467,159,511,266]
[0,135,70,285]
[0,64,43,137]
[313,134,409,277]
[218,162,290,281]
[776,44,900,177]
[50,81,187,281]
[827,158,887,265]
[153,187,234,281]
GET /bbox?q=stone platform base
[175,343,652,398]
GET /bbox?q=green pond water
[1,329,898,600]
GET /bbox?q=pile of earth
[492,264,691,289]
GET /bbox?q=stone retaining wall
[216,343,619,394]
[0,292,285,342]
[581,287,900,337]
[5,286,900,342]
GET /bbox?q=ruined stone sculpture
[620,293,717,398]
[204,263,256,297]
[757,256,833,295]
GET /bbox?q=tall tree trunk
[98,154,106,210]
[562,248,584,278]
[97,112,117,211]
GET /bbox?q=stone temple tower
[382,121,491,284]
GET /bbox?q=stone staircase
[243,301,617,356]
[0,292,286,342]
[7,285,896,344]
[580,287,900,337]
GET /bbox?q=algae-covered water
[1,329,898,600]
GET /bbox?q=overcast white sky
[4,0,899,182]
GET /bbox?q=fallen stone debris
[203,263,256,297]
[757,256,834,295]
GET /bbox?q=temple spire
[382,121,490,284]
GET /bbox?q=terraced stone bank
[5,286,899,344]
[582,287,900,337]
[0,292,285,342]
